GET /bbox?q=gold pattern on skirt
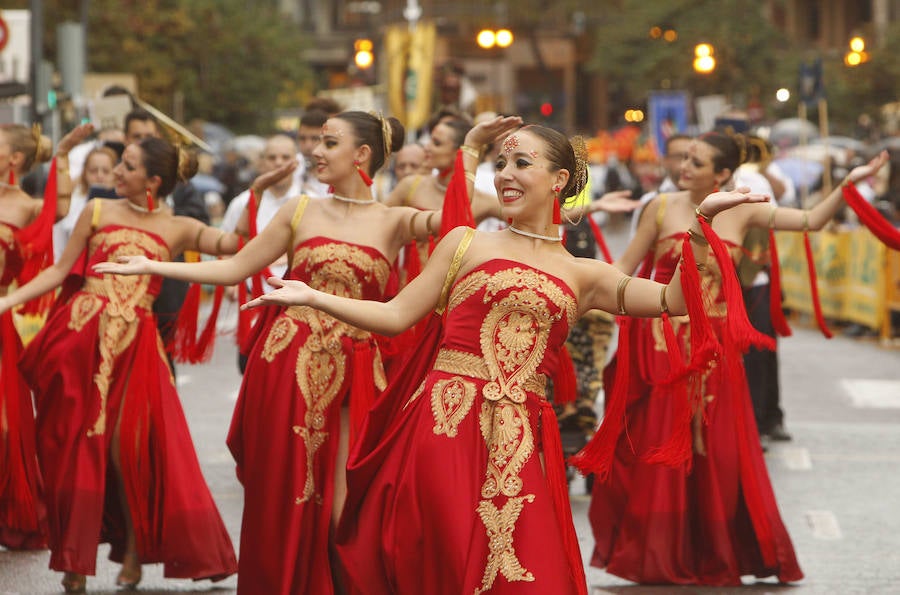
[430,376,476,437]
[475,494,536,593]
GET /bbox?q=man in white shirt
[222,133,302,283]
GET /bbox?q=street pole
[29,0,43,124]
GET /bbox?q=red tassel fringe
[802,231,833,338]
[843,182,900,250]
[586,215,613,263]
[439,150,475,238]
[767,230,792,337]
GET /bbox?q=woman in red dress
[240,125,764,594]
[0,122,89,550]
[0,135,240,592]
[584,132,888,586]
[95,111,523,594]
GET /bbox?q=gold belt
[432,348,547,398]
[82,277,156,311]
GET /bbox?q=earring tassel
[7,170,15,186]
[146,188,155,212]
[357,165,373,187]
[552,200,561,225]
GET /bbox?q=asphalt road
[2,282,899,594]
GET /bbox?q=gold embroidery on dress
[446,270,489,312]
[434,349,546,395]
[261,316,299,362]
[475,494,536,594]
[84,228,168,437]
[430,376,476,437]
[283,244,389,504]
[67,293,104,331]
[479,401,532,498]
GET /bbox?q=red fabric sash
[439,150,475,238]
[14,157,58,314]
[586,215,614,263]
[538,399,588,595]
[802,231,833,338]
[843,181,900,250]
[349,341,377,449]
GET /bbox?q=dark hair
[304,97,343,116]
[426,107,472,134]
[139,137,198,197]
[334,111,405,175]
[300,109,328,129]
[697,130,747,174]
[433,117,471,149]
[664,134,693,155]
[124,108,159,137]
[520,125,588,202]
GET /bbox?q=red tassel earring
[7,170,15,186]
[552,186,561,224]
[146,187,155,212]
[355,160,373,186]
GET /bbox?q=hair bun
[176,146,199,181]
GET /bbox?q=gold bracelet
[616,276,632,316]
[768,206,778,229]
[408,211,421,238]
[194,225,205,249]
[801,210,809,232]
[464,171,476,183]
[425,211,436,236]
[695,205,713,224]
[686,228,708,246]
[659,284,669,314]
[215,231,227,255]
[460,145,481,160]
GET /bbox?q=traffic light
[354,38,374,70]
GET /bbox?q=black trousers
[742,282,785,434]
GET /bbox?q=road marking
[805,510,843,540]
[780,447,812,470]
[841,379,900,408]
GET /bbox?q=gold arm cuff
[801,210,809,232]
[695,205,713,223]
[425,211,436,236]
[194,225,205,249]
[660,284,669,314]
[215,231,227,255]
[460,145,481,160]
[616,276,632,316]
[465,171,476,183]
[768,206,778,229]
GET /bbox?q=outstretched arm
[242,226,471,335]
[750,150,889,231]
[93,196,299,285]
[48,123,94,221]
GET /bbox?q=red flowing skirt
[20,296,236,579]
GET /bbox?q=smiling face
[311,118,360,186]
[493,130,567,223]
[113,143,153,201]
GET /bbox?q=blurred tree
[8,0,312,133]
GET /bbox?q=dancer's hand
[463,115,523,151]
[250,160,298,197]
[56,123,95,156]
[590,190,636,213]
[698,186,770,219]
[241,278,315,310]
[846,150,888,185]
[92,255,153,276]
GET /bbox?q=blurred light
[624,109,645,123]
[495,29,514,48]
[649,26,662,39]
[477,29,496,49]
[845,51,862,67]
[693,55,715,73]
[775,88,790,102]
[849,36,865,52]
[540,102,553,117]
[354,38,373,52]
[694,43,713,58]
[663,29,677,42]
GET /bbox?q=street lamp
[354,38,374,69]
[693,43,716,74]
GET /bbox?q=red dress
[227,237,391,595]
[337,259,587,595]
[588,234,803,585]
[0,220,47,549]
[19,223,237,579]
